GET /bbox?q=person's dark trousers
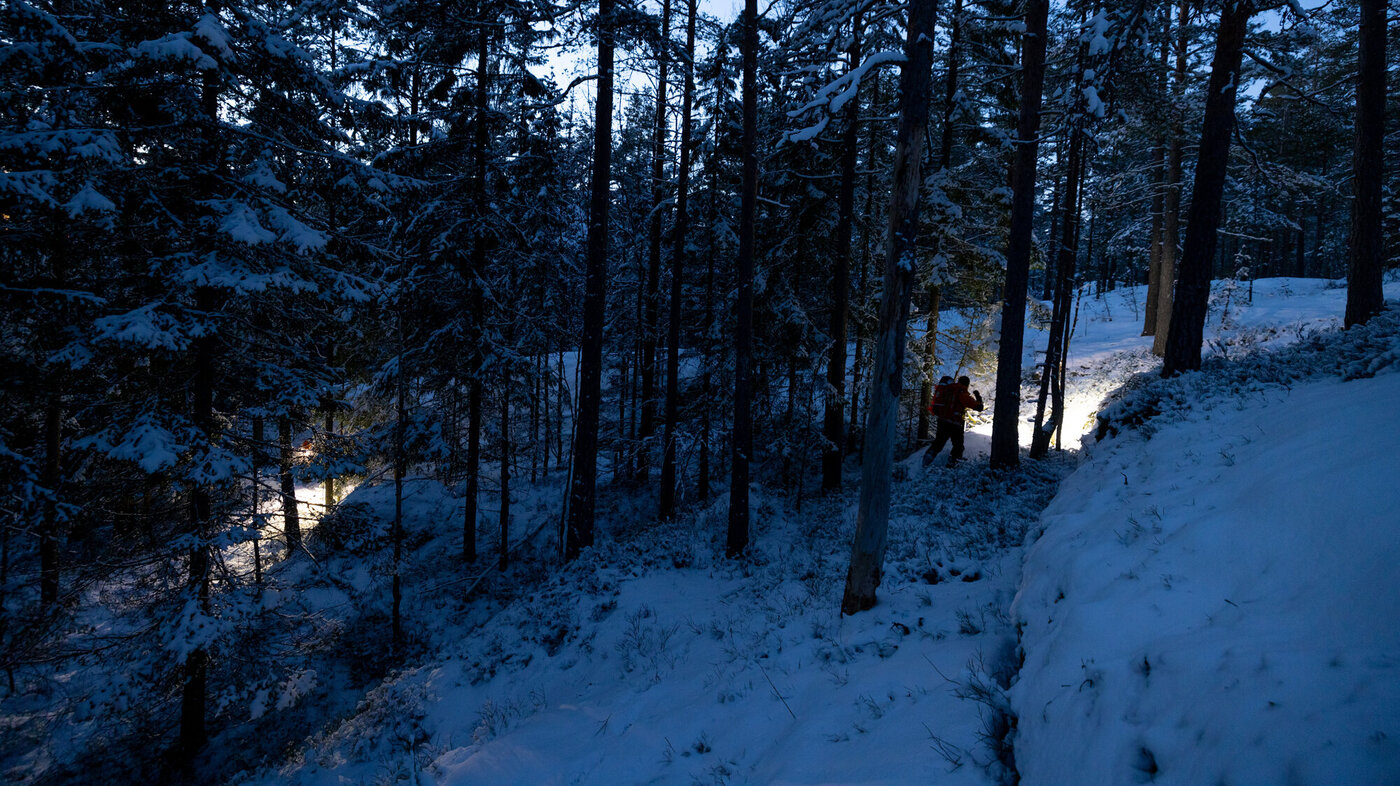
[946,421,966,464]
[924,417,961,465]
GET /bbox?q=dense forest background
[1,0,1394,781]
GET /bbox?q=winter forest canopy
[1,0,1396,782]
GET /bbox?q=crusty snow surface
[246,278,1398,785]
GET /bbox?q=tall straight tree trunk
[1031,122,1086,459]
[278,416,300,551]
[500,373,510,569]
[1345,0,1387,327]
[565,0,615,561]
[1144,139,1165,333]
[916,0,963,443]
[1089,204,1102,295]
[185,106,219,769]
[1153,0,1189,355]
[392,346,405,650]
[728,0,758,558]
[464,26,490,564]
[700,88,721,504]
[661,0,696,519]
[1295,222,1306,278]
[988,0,1051,469]
[178,282,217,763]
[915,288,940,442]
[848,116,875,454]
[1162,1,1253,376]
[640,0,672,481]
[1042,139,1064,303]
[39,397,60,605]
[823,11,863,492]
[840,0,938,615]
[179,75,221,760]
[322,400,334,510]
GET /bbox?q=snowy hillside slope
[1011,303,1400,783]
[230,277,1395,786]
[244,462,1066,786]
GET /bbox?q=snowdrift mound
[1010,306,1400,784]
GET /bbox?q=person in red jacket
[923,375,983,467]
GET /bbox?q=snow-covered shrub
[1096,305,1400,441]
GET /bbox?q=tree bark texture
[1344,0,1387,328]
[500,373,510,569]
[916,0,962,443]
[1153,0,1189,356]
[823,12,861,492]
[988,0,1050,469]
[728,0,758,558]
[840,0,937,615]
[565,0,615,560]
[463,25,490,564]
[178,284,217,763]
[1031,122,1085,459]
[39,397,60,605]
[661,0,696,519]
[278,416,300,551]
[640,0,671,479]
[1162,2,1252,376]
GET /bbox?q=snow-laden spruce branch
[785,49,906,143]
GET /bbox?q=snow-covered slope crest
[1010,306,1400,785]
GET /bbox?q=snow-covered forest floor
[9,277,1399,785]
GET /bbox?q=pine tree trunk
[728,0,758,558]
[565,0,615,560]
[1153,0,1189,356]
[700,107,719,504]
[640,0,671,482]
[988,0,1050,469]
[464,25,490,564]
[661,0,696,519]
[822,17,860,491]
[1043,140,1063,304]
[500,373,511,569]
[1144,140,1165,334]
[39,397,60,605]
[158,73,220,761]
[915,287,940,442]
[1344,0,1386,328]
[841,0,938,615]
[1162,2,1252,376]
[323,404,334,511]
[917,0,962,444]
[178,282,217,763]
[279,416,300,551]
[848,76,880,457]
[1031,121,1086,459]
[392,347,405,650]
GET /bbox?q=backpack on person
[932,382,959,420]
